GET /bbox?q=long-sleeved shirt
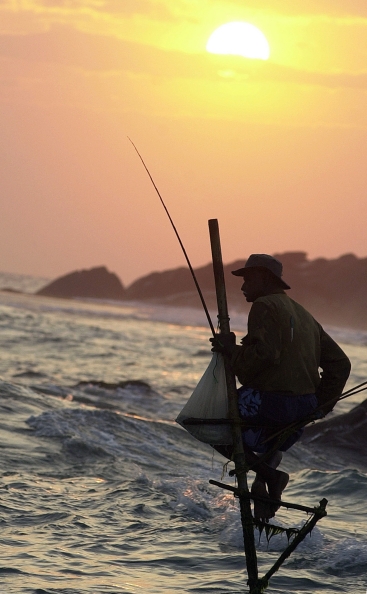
[231,293,350,409]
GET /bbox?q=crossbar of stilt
[210,478,328,594]
[209,479,323,514]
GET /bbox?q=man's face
[241,269,267,302]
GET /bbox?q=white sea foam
[219,516,324,553]
[322,538,367,571]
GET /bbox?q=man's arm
[230,301,282,386]
[316,325,351,415]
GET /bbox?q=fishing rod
[129,138,216,337]
[339,379,367,399]
[339,384,367,400]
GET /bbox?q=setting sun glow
[1,1,367,285]
[206,22,270,60]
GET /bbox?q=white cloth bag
[176,353,233,445]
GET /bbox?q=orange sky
[1,0,367,286]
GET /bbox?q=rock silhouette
[36,252,367,329]
[37,266,125,300]
[124,252,367,329]
[301,398,367,470]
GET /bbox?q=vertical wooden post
[208,219,259,592]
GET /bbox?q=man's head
[232,254,290,303]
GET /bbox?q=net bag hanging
[176,353,233,445]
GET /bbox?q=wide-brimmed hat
[231,254,291,290]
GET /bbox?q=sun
[206,22,270,61]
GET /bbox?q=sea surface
[0,271,366,594]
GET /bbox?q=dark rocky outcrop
[124,264,216,309]
[37,266,125,300]
[123,261,248,310]
[270,252,367,329]
[302,399,367,451]
[123,252,367,329]
[35,252,367,329]
[301,398,367,470]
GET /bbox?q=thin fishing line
[128,137,216,336]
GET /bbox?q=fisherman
[211,254,351,521]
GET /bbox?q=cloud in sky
[1,24,367,129]
[3,0,367,75]
[1,24,367,87]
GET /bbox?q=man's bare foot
[267,469,289,511]
[251,479,275,522]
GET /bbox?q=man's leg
[244,447,288,500]
[265,450,283,469]
[252,450,282,496]
[246,449,288,521]
[212,445,288,520]
[214,445,288,500]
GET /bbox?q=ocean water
[0,272,366,594]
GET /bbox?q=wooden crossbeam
[209,479,325,515]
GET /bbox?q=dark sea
[0,272,366,594]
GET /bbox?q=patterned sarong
[237,387,317,453]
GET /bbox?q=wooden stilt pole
[208,219,259,592]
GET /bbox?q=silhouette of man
[211,254,351,520]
